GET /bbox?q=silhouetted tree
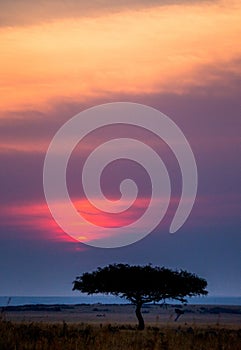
[73,264,208,330]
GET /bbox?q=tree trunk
[135,303,144,330]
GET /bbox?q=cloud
[0,69,239,213]
[0,0,215,27]
[0,56,240,152]
[1,0,240,111]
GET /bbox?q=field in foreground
[0,304,240,349]
[0,320,240,350]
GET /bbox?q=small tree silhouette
[73,264,208,330]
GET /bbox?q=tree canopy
[73,264,208,330]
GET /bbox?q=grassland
[0,320,240,350]
[0,304,240,349]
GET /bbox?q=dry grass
[0,320,240,350]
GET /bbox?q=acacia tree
[73,264,208,330]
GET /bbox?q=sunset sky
[0,0,240,296]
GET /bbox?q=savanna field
[0,320,240,350]
[1,303,241,350]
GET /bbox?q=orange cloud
[0,196,157,243]
[2,191,236,244]
[0,0,240,112]
[7,193,187,243]
[0,202,73,242]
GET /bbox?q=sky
[0,0,240,297]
